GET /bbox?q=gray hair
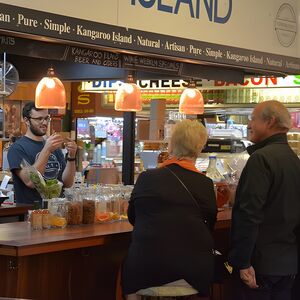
[169,119,207,159]
[260,100,291,131]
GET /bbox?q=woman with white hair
[122,119,217,299]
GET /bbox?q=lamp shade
[179,88,204,114]
[114,83,142,112]
[35,68,66,109]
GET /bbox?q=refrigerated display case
[77,117,123,164]
[196,151,249,207]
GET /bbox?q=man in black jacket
[229,100,300,300]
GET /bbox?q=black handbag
[165,166,231,283]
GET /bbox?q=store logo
[275,3,297,47]
[131,0,232,24]
[35,153,61,180]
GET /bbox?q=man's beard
[29,123,46,136]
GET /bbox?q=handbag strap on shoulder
[164,166,200,209]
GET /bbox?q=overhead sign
[130,0,233,24]
[0,2,299,74]
[0,35,181,74]
[122,54,181,73]
[214,75,300,88]
[81,79,203,91]
[71,83,99,118]
[1,1,298,57]
[81,76,300,92]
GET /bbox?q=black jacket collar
[247,133,288,155]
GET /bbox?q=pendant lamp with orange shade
[179,80,204,115]
[114,74,142,112]
[35,67,66,109]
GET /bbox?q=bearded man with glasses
[7,101,77,206]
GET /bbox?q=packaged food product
[95,212,112,223]
[48,198,67,228]
[51,215,67,228]
[66,201,83,225]
[31,210,43,230]
[22,159,63,199]
[95,197,109,223]
[42,209,51,229]
[82,199,95,224]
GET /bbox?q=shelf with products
[76,116,124,171]
[136,140,168,170]
[113,157,141,170]
[201,76,300,105]
[204,103,300,116]
[287,130,300,156]
[209,88,300,105]
[138,140,167,151]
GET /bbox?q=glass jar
[42,209,51,229]
[109,185,122,222]
[82,199,95,224]
[82,188,96,225]
[48,198,67,228]
[119,185,133,221]
[65,188,83,225]
[66,200,83,225]
[95,186,109,223]
[31,209,43,230]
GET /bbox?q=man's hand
[64,138,77,158]
[44,133,64,153]
[240,266,259,289]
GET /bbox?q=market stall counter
[0,221,133,300]
[0,210,231,300]
[0,204,33,223]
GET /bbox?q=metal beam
[122,112,136,185]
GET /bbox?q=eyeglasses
[29,116,51,123]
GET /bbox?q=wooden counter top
[0,209,231,257]
[0,211,232,300]
[0,221,133,257]
[0,204,33,221]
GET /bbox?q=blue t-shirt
[7,136,66,204]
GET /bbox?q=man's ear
[267,116,276,129]
[23,117,30,125]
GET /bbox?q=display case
[287,131,300,156]
[77,117,123,164]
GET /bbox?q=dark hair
[22,101,43,119]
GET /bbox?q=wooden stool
[136,285,198,299]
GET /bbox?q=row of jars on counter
[30,184,133,230]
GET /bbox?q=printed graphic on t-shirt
[35,152,61,180]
